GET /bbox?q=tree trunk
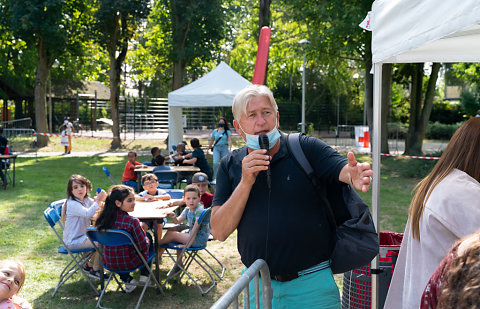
[26,99,34,126]
[258,0,271,33]
[34,38,50,147]
[109,52,122,149]
[171,0,187,91]
[381,63,392,154]
[14,99,23,119]
[404,63,441,155]
[405,63,423,155]
[172,60,185,90]
[419,63,441,139]
[108,15,129,149]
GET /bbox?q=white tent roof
[168,61,251,107]
[371,0,480,63]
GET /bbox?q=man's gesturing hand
[241,149,270,186]
[346,152,373,192]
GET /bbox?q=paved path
[13,129,448,158]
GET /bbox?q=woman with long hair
[208,117,232,178]
[385,118,480,309]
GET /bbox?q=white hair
[232,85,278,120]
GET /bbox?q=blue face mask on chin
[238,120,281,150]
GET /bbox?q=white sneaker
[139,275,149,286]
[123,278,139,293]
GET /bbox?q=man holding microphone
[211,85,372,308]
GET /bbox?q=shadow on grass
[2,156,238,308]
[31,267,217,309]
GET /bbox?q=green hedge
[426,121,462,140]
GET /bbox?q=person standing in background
[208,117,232,179]
[64,117,74,154]
[60,124,70,155]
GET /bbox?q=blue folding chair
[86,228,164,309]
[205,235,227,281]
[153,171,178,189]
[162,189,184,229]
[49,199,67,226]
[161,208,217,295]
[43,205,99,297]
[102,166,118,185]
[164,189,184,199]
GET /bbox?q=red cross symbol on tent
[358,131,370,148]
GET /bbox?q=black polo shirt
[212,133,347,275]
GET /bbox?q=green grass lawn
[0,149,435,308]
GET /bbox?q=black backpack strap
[286,133,337,230]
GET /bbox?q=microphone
[258,134,271,189]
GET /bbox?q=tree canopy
[0,0,473,153]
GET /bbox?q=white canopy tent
[167,61,251,149]
[369,1,480,307]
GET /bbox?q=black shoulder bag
[211,130,226,151]
[287,133,379,274]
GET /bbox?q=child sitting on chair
[152,155,171,173]
[158,185,210,275]
[144,147,161,166]
[166,172,213,209]
[0,259,32,309]
[62,174,107,279]
[95,185,153,293]
[135,173,170,239]
[121,151,144,191]
[135,174,171,202]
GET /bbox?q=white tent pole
[168,106,184,151]
[371,62,382,309]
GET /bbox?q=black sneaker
[88,270,106,280]
[83,263,92,272]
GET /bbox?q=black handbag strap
[286,133,338,230]
[212,130,226,148]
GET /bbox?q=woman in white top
[384,117,480,309]
[62,174,106,276]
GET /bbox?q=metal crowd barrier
[3,128,37,162]
[0,117,32,129]
[335,125,356,148]
[211,259,272,309]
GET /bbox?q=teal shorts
[244,264,340,309]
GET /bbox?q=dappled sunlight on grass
[0,155,244,308]
[0,149,435,308]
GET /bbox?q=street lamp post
[298,39,309,133]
